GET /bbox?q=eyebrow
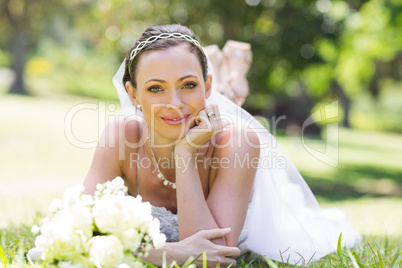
[178,75,198,82]
[144,75,198,85]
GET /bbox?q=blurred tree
[2,0,401,132]
[1,0,33,94]
[311,0,402,127]
[185,0,401,130]
[180,0,336,132]
[0,0,92,95]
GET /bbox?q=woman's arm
[206,126,259,246]
[142,228,240,267]
[175,106,259,247]
[84,116,242,265]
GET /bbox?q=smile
[161,114,190,125]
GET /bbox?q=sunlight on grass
[0,94,401,267]
[0,94,121,228]
[278,127,402,195]
[1,94,401,245]
[321,197,402,238]
[274,124,402,241]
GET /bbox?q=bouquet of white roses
[28,177,166,268]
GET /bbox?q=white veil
[112,51,361,264]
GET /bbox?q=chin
[151,114,197,143]
[166,122,195,143]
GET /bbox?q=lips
[161,114,190,125]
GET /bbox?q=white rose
[35,222,57,260]
[57,255,91,268]
[123,197,153,230]
[71,202,93,229]
[34,234,50,259]
[110,177,128,196]
[117,228,142,251]
[111,177,125,188]
[92,195,153,234]
[81,194,95,206]
[37,221,83,260]
[58,201,93,237]
[58,260,84,268]
[89,235,124,268]
[52,233,83,259]
[37,221,60,242]
[148,218,166,250]
[92,195,129,233]
[152,233,166,250]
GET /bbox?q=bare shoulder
[100,116,146,147]
[215,124,260,157]
[117,116,142,145]
[84,116,144,194]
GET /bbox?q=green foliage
[0,95,401,267]
[313,0,402,99]
[1,228,401,267]
[351,87,402,133]
[302,64,332,98]
[25,40,119,99]
[0,50,10,67]
[3,0,402,131]
[0,224,36,267]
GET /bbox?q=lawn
[0,94,401,267]
[277,127,402,239]
[0,94,121,227]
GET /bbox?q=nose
[168,90,184,110]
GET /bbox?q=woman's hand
[176,105,228,154]
[172,228,240,267]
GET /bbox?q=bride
[83,24,361,266]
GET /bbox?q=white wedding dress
[114,51,362,265]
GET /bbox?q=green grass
[277,127,402,239]
[0,94,401,267]
[0,229,401,267]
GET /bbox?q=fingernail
[223,227,231,232]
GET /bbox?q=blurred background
[0,0,401,237]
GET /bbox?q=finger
[196,110,211,128]
[201,228,232,240]
[209,105,226,131]
[211,105,232,131]
[204,106,218,121]
[217,245,241,257]
[210,104,220,119]
[204,105,214,117]
[204,106,222,133]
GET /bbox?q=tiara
[128,33,205,72]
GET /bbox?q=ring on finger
[207,111,215,117]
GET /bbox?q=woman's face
[130,44,211,144]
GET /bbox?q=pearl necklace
[148,139,177,190]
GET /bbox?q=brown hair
[123,24,207,88]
